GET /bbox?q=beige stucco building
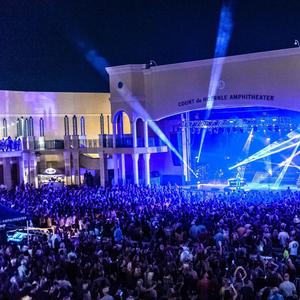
[1,47,300,189]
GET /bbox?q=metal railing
[34,139,64,150]
[29,136,166,150]
[78,136,166,149]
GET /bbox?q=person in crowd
[0,136,21,151]
[0,184,299,299]
[279,273,297,300]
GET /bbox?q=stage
[183,182,299,192]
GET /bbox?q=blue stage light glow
[242,129,253,154]
[117,84,198,177]
[274,141,300,189]
[229,129,300,170]
[197,1,234,162]
[76,41,109,78]
[73,37,198,178]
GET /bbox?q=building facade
[0,91,115,188]
[1,47,300,188]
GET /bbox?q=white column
[29,153,38,188]
[185,112,191,182]
[144,121,149,147]
[98,134,104,148]
[72,151,80,185]
[112,122,117,148]
[18,157,24,185]
[99,151,106,187]
[38,136,45,151]
[143,153,150,186]
[181,113,188,182]
[21,152,30,184]
[132,153,139,185]
[72,135,79,149]
[3,158,12,189]
[113,154,119,185]
[64,151,72,185]
[132,120,137,148]
[27,136,35,151]
[121,153,126,185]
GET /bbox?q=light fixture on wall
[145,60,158,69]
[45,167,56,175]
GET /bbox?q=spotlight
[295,39,300,47]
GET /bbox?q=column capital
[143,153,151,160]
[132,153,139,160]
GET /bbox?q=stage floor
[183,182,299,192]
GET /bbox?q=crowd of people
[0,137,21,152]
[0,184,300,299]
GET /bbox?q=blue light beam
[197,0,234,162]
[274,142,300,189]
[118,85,198,177]
[229,131,300,170]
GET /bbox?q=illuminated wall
[107,48,300,121]
[0,91,123,139]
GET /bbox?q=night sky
[1,0,300,92]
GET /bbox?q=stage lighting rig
[178,116,293,134]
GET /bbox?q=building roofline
[106,47,300,75]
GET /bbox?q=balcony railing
[148,137,166,147]
[83,139,99,148]
[23,135,167,151]
[34,139,64,150]
[78,135,166,149]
